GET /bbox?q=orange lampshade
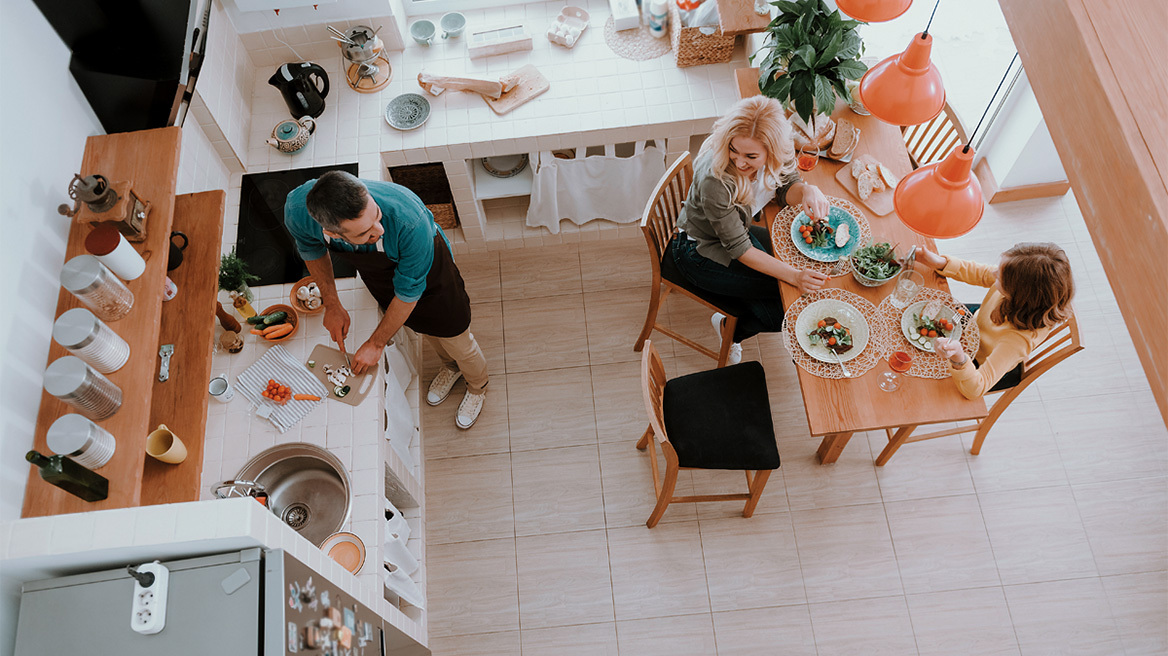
[837,0,913,22]
[858,32,945,127]
[893,145,984,239]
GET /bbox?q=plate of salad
[789,206,862,262]
[900,300,965,353]
[795,298,870,363]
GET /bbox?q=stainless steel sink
[234,443,351,547]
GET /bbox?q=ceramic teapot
[266,116,316,153]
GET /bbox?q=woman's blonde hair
[697,96,797,206]
[995,242,1075,331]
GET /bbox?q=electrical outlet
[130,561,169,635]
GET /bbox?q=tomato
[817,319,826,328]
[805,237,813,244]
[928,330,938,338]
[827,337,837,346]
[920,328,928,336]
[833,322,842,330]
[957,307,967,315]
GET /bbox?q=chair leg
[874,424,919,466]
[636,424,652,450]
[646,463,679,528]
[716,315,737,368]
[742,469,772,518]
[634,283,667,353]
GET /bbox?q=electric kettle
[268,62,329,119]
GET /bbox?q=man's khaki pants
[426,328,489,394]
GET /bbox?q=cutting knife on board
[337,338,353,370]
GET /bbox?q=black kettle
[268,62,329,119]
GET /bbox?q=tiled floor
[421,193,1167,656]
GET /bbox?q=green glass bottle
[26,450,108,502]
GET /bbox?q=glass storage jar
[46,414,116,469]
[52,308,130,373]
[60,255,134,322]
[43,355,123,421]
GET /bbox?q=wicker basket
[427,203,459,230]
[669,2,736,68]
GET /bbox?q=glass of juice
[879,351,912,392]
[797,144,819,172]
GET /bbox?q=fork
[829,348,852,378]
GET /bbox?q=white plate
[795,298,870,363]
[900,300,963,353]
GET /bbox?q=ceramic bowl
[257,304,299,343]
[385,93,431,130]
[289,276,324,315]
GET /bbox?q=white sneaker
[456,390,486,429]
[427,367,463,406]
[711,312,743,365]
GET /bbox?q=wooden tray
[307,344,377,407]
[835,163,895,216]
[485,65,550,115]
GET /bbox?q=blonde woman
[674,96,831,364]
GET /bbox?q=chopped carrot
[294,394,321,401]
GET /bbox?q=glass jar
[43,356,123,420]
[52,308,130,373]
[46,414,116,469]
[60,255,134,322]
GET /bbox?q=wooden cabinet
[23,127,225,517]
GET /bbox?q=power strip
[130,562,169,635]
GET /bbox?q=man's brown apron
[327,233,471,338]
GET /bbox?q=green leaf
[794,44,816,67]
[813,76,836,114]
[829,77,849,99]
[834,59,867,80]
[815,31,843,67]
[838,31,863,61]
[773,0,802,16]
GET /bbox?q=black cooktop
[237,163,359,287]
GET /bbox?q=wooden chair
[902,102,969,169]
[637,340,780,528]
[875,315,1084,465]
[634,151,748,368]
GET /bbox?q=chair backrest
[903,102,969,168]
[640,341,671,445]
[640,152,694,265]
[1018,313,1084,384]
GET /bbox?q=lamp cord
[963,52,1020,153]
[922,0,942,37]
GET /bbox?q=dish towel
[236,345,328,433]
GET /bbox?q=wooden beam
[998,0,1168,425]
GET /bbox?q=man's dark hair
[305,171,368,232]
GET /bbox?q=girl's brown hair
[996,242,1075,331]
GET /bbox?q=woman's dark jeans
[671,225,785,343]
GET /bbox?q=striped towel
[236,345,329,433]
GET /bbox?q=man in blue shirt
[285,171,489,429]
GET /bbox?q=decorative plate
[385,93,431,130]
[481,154,529,178]
[321,531,366,574]
[900,300,964,353]
[795,298,870,364]
[789,205,863,262]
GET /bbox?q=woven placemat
[875,287,981,379]
[604,16,671,61]
[783,288,889,380]
[770,197,872,276]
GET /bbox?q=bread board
[485,65,550,115]
[307,344,377,407]
[835,162,895,216]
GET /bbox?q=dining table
[735,68,989,464]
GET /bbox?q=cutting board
[485,65,549,115]
[835,162,895,216]
[307,344,377,407]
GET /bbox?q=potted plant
[753,0,868,135]
[219,247,260,301]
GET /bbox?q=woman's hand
[802,185,830,220]
[916,247,947,271]
[934,337,966,364]
[795,269,830,295]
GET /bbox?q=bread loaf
[791,116,837,151]
[878,163,900,188]
[828,119,858,158]
[858,171,877,200]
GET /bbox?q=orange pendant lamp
[893,145,983,238]
[857,32,945,126]
[837,0,913,23]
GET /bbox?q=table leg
[816,432,854,464]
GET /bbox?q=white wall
[977,71,1069,189]
[0,0,106,524]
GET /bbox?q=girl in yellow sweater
[917,242,1075,399]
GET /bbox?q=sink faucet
[211,479,266,500]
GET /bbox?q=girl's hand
[800,184,830,220]
[934,337,965,363]
[796,269,830,295]
[916,247,947,271]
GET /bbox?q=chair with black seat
[902,102,969,169]
[636,340,780,528]
[875,315,1083,465]
[633,151,749,368]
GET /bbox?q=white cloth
[749,174,775,216]
[526,141,666,233]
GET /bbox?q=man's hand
[796,269,830,295]
[323,301,351,348]
[351,338,382,375]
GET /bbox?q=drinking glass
[797,144,819,172]
[879,351,912,392]
[888,269,924,309]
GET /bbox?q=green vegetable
[307,360,316,368]
[333,384,350,398]
[262,311,288,325]
[852,242,901,280]
[246,315,265,325]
